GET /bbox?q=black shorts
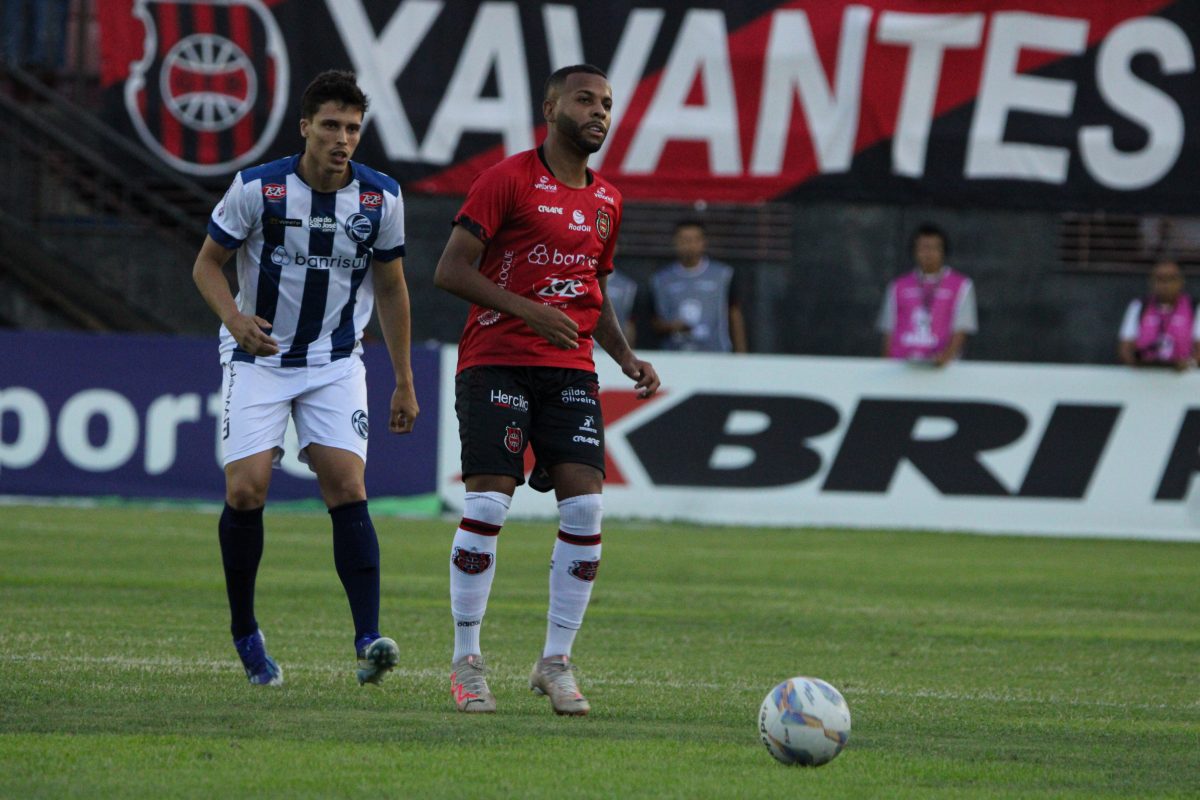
[455,366,605,484]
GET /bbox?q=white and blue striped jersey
[207,154,406,367]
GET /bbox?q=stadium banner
[0,331,439,501]
[438,346,1200,541]
[92,0,1200,211]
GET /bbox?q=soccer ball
[758,676,851,766]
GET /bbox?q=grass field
[1,502,1197,798]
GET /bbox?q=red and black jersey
[453,147,622,372]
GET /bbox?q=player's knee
[226,481,268,510]
[558,493,603,536]
[322,478,367,509]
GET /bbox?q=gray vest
[651,258,734,352]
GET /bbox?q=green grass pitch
[1,503,1197,798]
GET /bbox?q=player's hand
[226,313,279,356]
[524,303,579,349]
[389,383,419,434]
[623,357,660,398]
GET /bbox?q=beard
[555,111,605,154]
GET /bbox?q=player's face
[913,234,945,273]
[673,226,706,265]
[1150,262,1184,302]
[300,101,363,176]
[548,73,612,154]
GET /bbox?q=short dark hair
[300,69,368,119]
[675,219,707,235]
[910,222,949,256]
[544,64,608,100]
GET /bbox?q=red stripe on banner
[228,4,255,159]
[155,5,181,157]
[414,0,1177,202]
[190,3,218,165]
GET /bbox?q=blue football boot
[234,629,283,686]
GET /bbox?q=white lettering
[207,391,223,468]
[750,6,872,176]
[145,394,201,475]
[538,205,563,214]
[876,12,984,178]
[623,9,741,176]
[0,387,50,472]
[966,13,1088,182]
[421,2,532,164]
[57,389,138,472]
[1080,17,1193,190]
[325,0,443,160]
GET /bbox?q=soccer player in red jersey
[434,64,660,715]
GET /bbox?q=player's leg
[219,362,293,686]
[295,358,397,685]
[448,366,530,712]
[526,370,606,715]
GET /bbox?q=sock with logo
[329,500,381,647]
[451,491,511,661]
[218,503,265,641]
[544,494,603,659]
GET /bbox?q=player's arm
[595,273,660,398]
[433,224,580,350]
[191,235,279,356]
[373,257,419,434]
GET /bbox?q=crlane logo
[0,386,312,480]
[538,204,563,215]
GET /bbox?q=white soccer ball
[758,676,851,766]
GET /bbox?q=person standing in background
[650,220,747,353]
[1118,258,1197,370]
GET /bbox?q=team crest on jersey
[360,191,383,208]
[451,547,494,575]
[504,425,523,454]
[345,213,373,244]
[351,410,369,439]
[122,0,290,176]
[596,208,612,241]
[568,559,600,582]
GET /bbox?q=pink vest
[889,268,968,359]
[1135,295,1193,363]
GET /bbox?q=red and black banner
[96,1,1199,210]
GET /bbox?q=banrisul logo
[124,0,290,176]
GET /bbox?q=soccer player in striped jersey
[434,65,660,715]
[192,70,417,687]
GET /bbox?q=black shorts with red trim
[454,365,605,484]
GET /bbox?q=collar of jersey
[537,145,594,188]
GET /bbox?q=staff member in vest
[650,220,748,353]
[1118,259,1197,370]
[877,223,977,366]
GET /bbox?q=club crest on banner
[124,0,289,176]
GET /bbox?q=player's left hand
[389,384,420,434]
[624,357,660,398]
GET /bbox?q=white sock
[450,491,509,661]
[544,494,602,659]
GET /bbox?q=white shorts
[220,357,370,470]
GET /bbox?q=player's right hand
[226,313,280,356]
[524,304,579,349]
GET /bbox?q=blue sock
[218,504,264,641]
[329,500,381,648]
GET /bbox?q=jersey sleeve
[207,172,256,249]
[373,188,407,262]
[454,165,517,244]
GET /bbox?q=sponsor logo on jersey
[266,216,302,227]
[345,213,373,243]
[451,546,494,575]
[561,386,598,406]
[490,390,528,411]
[572,435,600,446]
[579,415,597,433]
[351,409,369,439]
[263,183,286,200]
[360,191,383,208]
[568,559,599,582]
[295,253,369,270]
[537,277,588,301]
[477,249,515,327]
[526,244,597,269]
[534,175,558,192]
[596,208,612,241]
[122,1,289,176]
[568,209,592,232]
[504,425,523,454]
[270,245,290,266]
[308,215,337,233]
[594,186,613,203]
[538,204,563,215]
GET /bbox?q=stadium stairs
[0,67,219,332]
